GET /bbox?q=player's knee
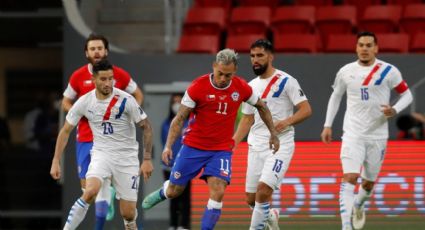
[121,211,136,221]
[361,181,375,191]
[166,187,182,199]
[83,187,99,202]
[343,173,359,185]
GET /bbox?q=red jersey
[63,64,137,142]
[181,74,257,151]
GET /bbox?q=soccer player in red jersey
[61,34,143,229]
[142,48,280,230]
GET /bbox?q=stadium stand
[376,33,410,53]
[182,7,227,36]
[177,34,220,53]
[274,33,318,53]
[294,0,333,7]
[400,4,425,36]
[359,5,402,33]
[410,32,425,53]
[228,6,271,36]
[238,0,280,8]
[270,6,315,34]
[225,34,266,53]
[324,34,357,53]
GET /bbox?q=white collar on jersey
[87,63,93,75]
[209,73,232,90]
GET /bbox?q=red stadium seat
[316,6,357,46]
[238,0,280,8]
[225,34,266,53]
[270,6,315,34]
[193,0,233,14]
[400,4,425,36]
[386,0,422,5]
[294,0,333,7]
[228,6,271,36]
[410,32,425,53]
[343,0,381,19]
[376,33,409,53]
[177,34,220,53]
[182,7,226,35]
[359,5,402,33]
[274,33,318,53]
[325,34,357,53]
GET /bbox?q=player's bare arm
[162,104,193,165]
[61,96,74,112]
[138,118,154,182]
[233,114,254,150]
[253,99,280,153]
[275,100,312,133]
[50,121,75,180]
[132,87,144,105]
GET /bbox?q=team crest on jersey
[174,171,181,179]
[231,91,239,101]
[271,83,279,92]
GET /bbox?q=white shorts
[86,151,140,202]
[245,142,295,193]
[340,138,387,182]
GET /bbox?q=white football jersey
[242,69,308,150]
[66,88,147,164]
[331,59,406,140]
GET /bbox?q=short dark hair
[84,33,109,51]
[357,31,378,44]
[250,39,274,53]
[92,59,113,75]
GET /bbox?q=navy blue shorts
[169,144,232,186]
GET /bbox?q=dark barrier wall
[63,21,425,228]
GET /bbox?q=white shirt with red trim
[324,58,410,140]
[66,88,147,164]
[242,69,308,149]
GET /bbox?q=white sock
[354,185,372,208]
[163,180,170,199]
[63,198,90,230]
[123,209,138,230]
[249,201,270,230]
[207,199,223,210]
[339,182,355,227]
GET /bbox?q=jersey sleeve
[113,66,132,91]
[285,78,308,106]
[63,83,77,99]
[127,96,147,124]
[241,80,258,106]
[241,102,255,115]
[125,78,138,94]
[182,80,199,109]
[66,96,85,126]
[63,72,80,99]
[387,66,409,94]
[331,69,347,96]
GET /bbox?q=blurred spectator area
[0,0,62,47]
